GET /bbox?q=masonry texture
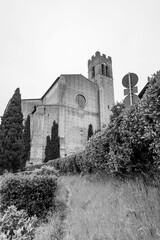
[21,52,115,164]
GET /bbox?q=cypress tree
[50,120,60,160]
[0,88,24,173]
[87,123,93,140]
[21,115,31,169]
[44,120,60,162]
[44,135,51,162]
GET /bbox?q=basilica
[21,51,115,164]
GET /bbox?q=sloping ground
[57,174,160,240]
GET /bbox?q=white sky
[0,0,160,117]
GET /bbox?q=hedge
[0,172,58,218]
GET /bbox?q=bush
[46,153,84,174]
[25,163,43,172]
[23,165,59,178]
[0,173,58,219]
[0,205,37,240]
[106,76,160,176]
[33,165,59,177]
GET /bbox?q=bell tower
[88,51,115,129]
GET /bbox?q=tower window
[106,66,109,77]
[92,66,95,78]
[101,64,104,75]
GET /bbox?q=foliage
[21,115,31,170]
[106,74,160,176]
[0,173,58,219]
[33,165,59,177]
[44,120,60,162]
[87,123,93,140]
[0,88,24,173]
[24,165,59,178]
[46,153,84,174]
[109,101,125,122]
[0,205,37,240]
[25,163,43,172]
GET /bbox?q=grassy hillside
[57,174,160,240]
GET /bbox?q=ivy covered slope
[85,70,160,176]
[106,73,160,176]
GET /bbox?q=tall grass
[60,174,160,240]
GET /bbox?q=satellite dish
[122,73,138,88]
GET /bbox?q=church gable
[61,74,99,113]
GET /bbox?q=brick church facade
[21,51,115,164]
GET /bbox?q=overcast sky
[0,0,160,117]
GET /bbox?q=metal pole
[128,73,133,105]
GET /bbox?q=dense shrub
[0,205,37,240]
[0,173,58,218]
[47,154,81,174]
[33,165,59,177]
[106,76,160,176]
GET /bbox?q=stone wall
[60,74,100,156]
[30,105,59,163]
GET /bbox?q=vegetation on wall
[0,88,24,173]
[44,120,60,162]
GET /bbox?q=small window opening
[106,66,109,77]
[92,66,95,78]
[101,64,104,75]
[108,105,110,109]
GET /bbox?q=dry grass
[33,178,69,240]
[34,212,65,240]
[59,174,160,240]
[1,173,160,240]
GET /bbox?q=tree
[87,124,93,140]
[44,135,51,162]
[44,120,60,162]
[0,88,24,173]
[21,115,31,169]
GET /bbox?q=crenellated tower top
[88,51,113,81]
